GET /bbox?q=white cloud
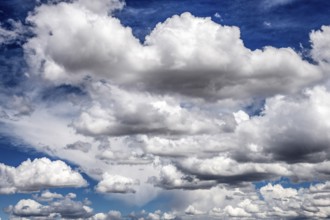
[260,183,298,200]
[178,156,291,183]
[185,205,204,215]
[151,164,216,190]
[34,190,63,202]
[95,173,138,193]
[24,1,143,84]
[7,197,94,219]
[11,199,48,217]
[91,210,122,220]
[73,82,224,137]
[224,205,251,217]
[234,86,330,164]
[24,2,322,100]
[311,25,330,65]
[1,0,330,218]
[77,0,125,15]
[0,158,87,194]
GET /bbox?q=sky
[0,0,330,219]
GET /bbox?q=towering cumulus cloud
[1,0,330,219]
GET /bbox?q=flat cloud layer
[1,0,330,219]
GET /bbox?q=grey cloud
[233,87,330,164]
[73,82,224,138]
[176,157,290,185]
[6,197,94,219]
[66,141,92,153]
[149,164,217,190]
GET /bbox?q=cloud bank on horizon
[1,0,330,219]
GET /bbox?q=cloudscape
[1,0,330,219]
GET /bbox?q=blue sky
[1,0,330,219]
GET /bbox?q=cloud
[233,86,330,164]
[33,190,77,202]
[0,157,87,194]
[65,141,92,153]
[6,196,94,219]
[95,173,138,193]
[261,0,297,9]
[0,20,27,46]
[150,164,217,190]
[1,0,330,218]
[33,190,63,202]
[24,0,142,84]
[257,182,330,218]
[91,210,122,220]
[185,205,205,215]
[77,0,125,15]
[73,83,224,137]
[310,25,330,66]
[24,1,322,100]
[127,210,178,220]
[178,156,291,184]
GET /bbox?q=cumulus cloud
[73,82,224,137]
[2,0,330,218]
[310,25,330,66]
[178,156,291,184]
[24,1,322,100]
[0,157,87,194]
[233,86,330,164]
[91,210,122,220]
[150,164,217,190]
[185,205,205,215]
[33,190,63,202]
[6,196,94,219]
[95,173,138,193]
[128,210,178,220]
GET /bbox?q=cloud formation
[25,2,322,100]
[0,158,87,194]
[1,0,330,219]
[6,196,93,219]
[95,173,138,193]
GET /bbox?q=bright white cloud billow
[1,0,330,219]
[95,173,138,193]
[25,3,322,100]
[0,158,87,194]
